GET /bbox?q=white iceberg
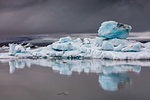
[0,36,150,60]
[1,21,150,60]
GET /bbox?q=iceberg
[98,21,132,39]
[1,21,150,60]
[0,36,150,60]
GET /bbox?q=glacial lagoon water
[0,59,150,100]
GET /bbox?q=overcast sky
[0,0,150,36]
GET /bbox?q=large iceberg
[98,21,132,39]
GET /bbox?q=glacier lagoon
[0,59,150,100]
[0,21,150,100]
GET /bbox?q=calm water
[0,59,150,100]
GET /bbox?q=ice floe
[0,36,150,60]
[0,21,150,60]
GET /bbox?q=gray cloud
[0,0,150,37]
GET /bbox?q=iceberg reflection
[5,59,142,75]
[0,59,146,91]
[99,73,130,91]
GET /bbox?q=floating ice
[1,45,9,50]
[15,45,26,53]
[1,21,150,60]
[98,21,132,39]
[1,36,150,60]
[9,44,16,56]
[51,37,82,51]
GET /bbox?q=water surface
[0,59,150,100]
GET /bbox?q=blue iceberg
[98,21,132,39]
[59,36,72,43]
[2,21,150,60]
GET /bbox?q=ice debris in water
[9,44,16,56]
[1,21,150,60]
[2,36,150,60]
[98,21,132,39]
[51,37,82,51]
[15,45,26,53]
[9,43,27,55]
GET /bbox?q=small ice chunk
[102,41,114,51]
[122,43,141,52]
[73,38,82,43]
[52,42,75,51]
[51,37,82,51]
[144,42,150,49]
[59,36,72,43]
[9,44,16,56]
[94,37,103,47]
[1,45,9,50]
[79,45,91,53]
[98,21,132,39]
[108,39,127,46]
[114,44,126,51]
[83,38,91,44]
[15,45,26,53]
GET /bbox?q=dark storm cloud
[0,0,48,11]
[0,0,150,36]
